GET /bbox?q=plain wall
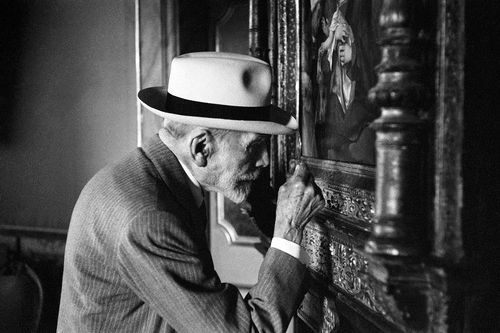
[0,0,137,230]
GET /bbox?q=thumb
[286,159,298,180]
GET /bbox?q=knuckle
[292,182,306,191]
[278,186,288,195]
[304,185,315,197]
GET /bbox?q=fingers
[280,169,324,234]
[286,159,298,180]
[300,175,325,218]
[274,163,325,244]
[311,184,326,214]
[289,159,298,174]
[288,161,309,182]
[287,162,324,214]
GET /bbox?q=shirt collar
[159,130,205,208]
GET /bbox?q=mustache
[238,169,262,182]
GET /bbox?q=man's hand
[273,162,325,244]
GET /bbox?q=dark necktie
[199,201,207,221]
[198,200,209,240]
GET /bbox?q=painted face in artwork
[206,131,269,203]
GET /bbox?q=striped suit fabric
[57,134,310,332]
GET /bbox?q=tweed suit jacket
[57,134,310,333]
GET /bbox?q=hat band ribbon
[165,93,272,121]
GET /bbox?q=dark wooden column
[365,0,432,257]
[361,1,443,331]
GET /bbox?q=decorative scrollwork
[317,180,374,224]
[320,297,339,333]
[302,224,331,279]
[302,224,385,314]
[277,0,298,112]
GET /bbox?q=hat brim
[138,87,298,135]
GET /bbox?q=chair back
[0,260,44,333]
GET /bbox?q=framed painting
[271,0,384,332]
[272,0,457,332]
[300,0,382,165]
[272,0,383,234]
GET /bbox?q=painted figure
[310,0,380,164]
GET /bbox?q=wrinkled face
[205,131,269,203]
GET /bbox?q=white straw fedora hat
[138,52,298,135]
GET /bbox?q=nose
[256,146,269,168]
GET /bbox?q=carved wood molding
[316,180,374,225]
[302,222,383,315]
[272,0,463,331]
[302,221,449,332]
[0,225,66,265]
[305,157,376,233]
[274,0,299,187]
[214,193,262,246]
[249,0,269,61]
[298,289,340,333]
[432,0,464,263]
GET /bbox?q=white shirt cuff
[270,237,309,265]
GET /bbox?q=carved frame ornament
[273,0,462,332]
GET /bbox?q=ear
[190,129,213,168]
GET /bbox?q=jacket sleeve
[116,209,310,333]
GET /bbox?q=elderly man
[57,52,324,332]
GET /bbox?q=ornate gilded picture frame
[272,1,381,331]
[272,0,382,233]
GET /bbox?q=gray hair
[162,118,230,140]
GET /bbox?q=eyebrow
[246,134,269,150]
